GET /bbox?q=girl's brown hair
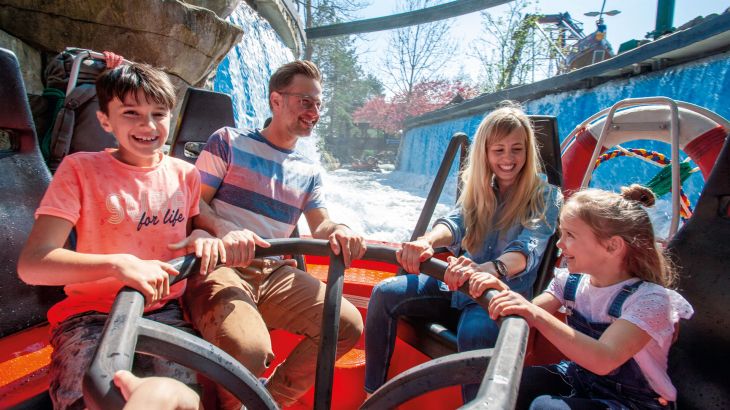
[561,184,677,287]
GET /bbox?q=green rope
[40,87,66,161]
[644,161,694,197]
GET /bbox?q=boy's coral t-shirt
[36,150,201,327]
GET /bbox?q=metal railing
[560,98,730,239]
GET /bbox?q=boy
[18,62,220,410]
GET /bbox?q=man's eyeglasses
[277,92,324,112]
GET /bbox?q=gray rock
[183,0,242,18]
[0,0,243,86]
[0,29,42,94]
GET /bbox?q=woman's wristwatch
[490,259,508,279]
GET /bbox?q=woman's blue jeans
[364,273,500,403]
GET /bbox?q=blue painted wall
[398,53,730,204]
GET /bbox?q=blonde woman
[364,104,562,402]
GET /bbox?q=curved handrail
[559,100,730,154]
[361,349,494,409]
[83,255,278,410]
[66,50,132,96]
[581,98,680,237]
[84,239,527,410]
[401,132,469,267]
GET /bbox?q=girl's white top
[546,268,694,401]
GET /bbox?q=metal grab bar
[407,132,469,242]
[66,50,132,96]
[561,98,730,239]
[397,132,469,275]
[581,98,680,237]
[397,132,469,259]
[561,100,730,154]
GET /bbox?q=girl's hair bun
[620,184,656,207]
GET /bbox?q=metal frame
[407,132,469,243]
[561,98,730,238]
[65,50,131,96]
[84,240,528,410]
[306,0,511,39]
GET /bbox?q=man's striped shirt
[196,127,326,239]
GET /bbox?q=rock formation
[0,0,243,87]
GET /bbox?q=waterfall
[213,2,293,130]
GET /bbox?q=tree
[294,0,384,161]
[382,0,455,100]
[295,0,368,60]
[353,80,478,135]
[313,35,383,158]
[473,0,552,92]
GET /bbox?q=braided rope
[594,148,694,219]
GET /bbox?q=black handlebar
[82,239,527,410]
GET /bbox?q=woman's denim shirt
[435,181,562,309]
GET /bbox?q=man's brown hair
[96,63,176,114]
[268,60,321,107]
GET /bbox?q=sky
[348,0,728,88]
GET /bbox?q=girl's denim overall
[537,274,673,410]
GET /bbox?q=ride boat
[347,157,380,172]
[1,46,729,410]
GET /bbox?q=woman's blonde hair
[458,103,547,254]
[561,185,677,287]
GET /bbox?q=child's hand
[488,290,538,324]
[468,271,509,299]
[111,254,179,306]
[396,238,434,274]
[444,255,480,291]
[114,370,201,410]
[220,229,270,268]
[168,229,226,275]
[102,51,125,69]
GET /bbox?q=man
[184,60,365,409]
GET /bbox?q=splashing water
[213,3,457,242]
[300,170,458,242]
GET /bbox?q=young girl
[487,185,693,409]
[364,104,562,401]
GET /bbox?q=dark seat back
[530,116,562,295]
[169,87,235,164]
[0,48,65,338]
[531,116,563,188]
[667,134,730,409]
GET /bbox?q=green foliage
[475,0,551,92]
[301,0,384,161]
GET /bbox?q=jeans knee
[457,315,500,351]
[368,277,403,311]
